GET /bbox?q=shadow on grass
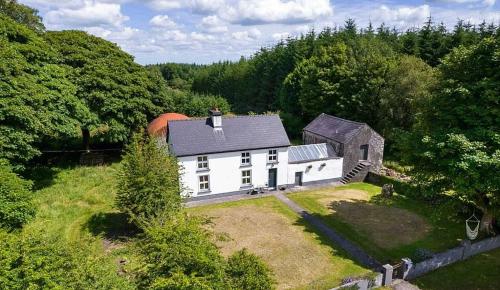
[23,165,61,190]
[86,211,140,241]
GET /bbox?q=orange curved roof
[147,113,189,137]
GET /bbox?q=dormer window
[268,149,277,163]
[197,156,209,170]
[241,152,251,166]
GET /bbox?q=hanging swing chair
[466,213,480,240]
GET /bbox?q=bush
[227,248,276,290]
[0,230,133,290]
[136,214,229,289]
[0,160,35,230]
[116,132,182,226]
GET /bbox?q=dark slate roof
[289,143,338,163]
[303,113,366,143]
[168,115,291,157]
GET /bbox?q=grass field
[287,183,465,263]
[414,248,500,290]
[189,196,371,289]
[24,164,137,284]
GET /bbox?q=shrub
[226,248,276,290]
[116,132,182,226]
[136,214,229,289]
[0,230,133,289]
[0,160,35,230]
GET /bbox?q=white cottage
[167,109,343,198]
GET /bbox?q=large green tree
[0,0,44,33]
[403,37,499,234]
[0,15,89,167]
[45,30,171,149]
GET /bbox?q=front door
[268,168,277,189]
[360,144,369,160]
[294,172,303,186]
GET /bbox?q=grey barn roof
[303,113,366,144]
[168,115,290,157]
[289,143,337,164]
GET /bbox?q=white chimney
[209,108,222,128]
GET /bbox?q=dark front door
[268,168,277,189]
[294,172,303,186]
[360,144,369,160]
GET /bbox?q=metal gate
[392,261,405,279]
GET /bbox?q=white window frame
[241,152,251,166]
[198,175,210,192]
[241,170,252,186]
[197,156,209,170]
[268,149,278,163]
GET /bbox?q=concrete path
[184,192,273,208]
[273,191,383,270]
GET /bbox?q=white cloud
[149,15,177,28]
[145,0,183,10]
[372,5,430,27]
[221,0,333,25]
[190,0,225,14]
[272,32,291,40]
[199,15,228,33]
[45,1,129,28]
[159,29,188,41]
[232,28,261,41]
[429,0,496,7]
[190,31,215,41]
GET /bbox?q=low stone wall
[406,236,500,280]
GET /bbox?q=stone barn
[302,113,384,183]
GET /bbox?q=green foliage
[136,214,229,289]
[0,160,34,230]
[226,249,276,290]
[116,132,181,225]
[402,37,499,228]
[0,15,88,167]
[46,30,170,145]
[0,0,44,32]
[148,63,205,90]
[0,230,133,290]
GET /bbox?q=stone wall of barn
[342,125,384,176]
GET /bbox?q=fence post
[401,258,413,279]
[382,264,393,286]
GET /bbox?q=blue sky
[20,0,500,64]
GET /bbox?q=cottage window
[241,152,251,166]
[197,156,209,170]
[199,175,210,192]
[241,170,251,186]
[268,149,277,163]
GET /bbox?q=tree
[116,132,182,226]
[0,0,44,32]
[226,249,276,290]
[403,37,499,234]
[0,15,89,167]
[46,30,171,150]
[136,215,229,289]
[0,160,34,230]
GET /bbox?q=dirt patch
[199,205,338,289]
[319,193,431,249]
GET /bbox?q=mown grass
[189,196,371,290]
[414,248,500,290]
[23,164,138,285]
[287,183,465,263]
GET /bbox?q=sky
[19,0,500,65]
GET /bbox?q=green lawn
[414,248,500,290]
[23,164,137,285]
[189,196,371,290]
[287,183,465,263]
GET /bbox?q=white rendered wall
[287,158,343,185]
[178,147,288,197]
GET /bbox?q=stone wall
[342,125,384,176]
[303,126,384,177]
[406,236,500,280]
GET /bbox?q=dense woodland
[0,0,499,288]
